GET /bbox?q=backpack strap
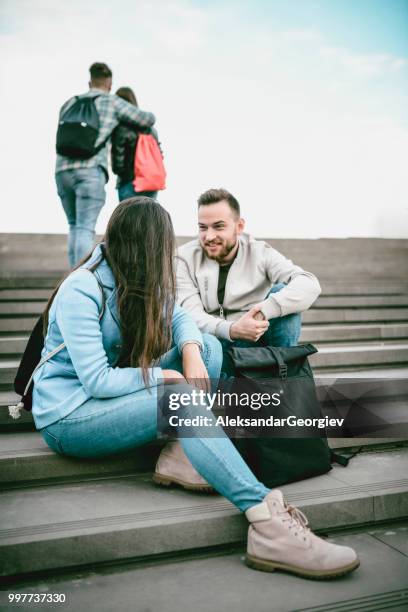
[330,447,363,467]
[8,271,106,419]
[78,93,111,154]
[93,132,112,155]
[26,271,106,395]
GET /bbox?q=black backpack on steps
[224,343,358,488]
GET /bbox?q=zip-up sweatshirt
[176,233,321,341]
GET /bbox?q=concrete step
[0,432,162,488]
[1,326,407,359]
[0,289,51,301]
[2,292,408,308]
[0,360,20,386]
[1,426,406,489]
[1,428,407,489]
[5,523,406,612]
[303,308,408,324]
[0,276,61,290]
[2,234,407,278]
[2,278,408,298]
[1,448,407,577]
[1,346,408,391]
[1,296,408,316]
[0,336,28,356]
[317,368,408,382]
[0,308,408,335]
[310,343,408,370]
[2,369,408,433]
[0,302,45,316]
[1,345,407,387]
[320,281,408,295]
[315,295,408,308]
[301,323,408,343]
[0,318,38,333]
[2,325,408,359]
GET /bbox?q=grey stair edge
[0,443,163,486]
[303,309,408,324]
[2,375,408,430]
[3,325,408,356]
[2,283,408,295]
[314,296,408,306]
[3,299,408,314]
[311,348,408,368]
[3,338,408,360]
[2,346,408,383]
[1,438,407,490]
[1,468,407,576]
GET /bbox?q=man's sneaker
[153,440,214,492]
[245,489,360,579]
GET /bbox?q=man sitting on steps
[176,187,322,372]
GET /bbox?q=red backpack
[133,134,166,192]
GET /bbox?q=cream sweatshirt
[176,233,321,341]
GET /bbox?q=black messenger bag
[225,343,348,488]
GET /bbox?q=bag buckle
[279,364,288,379]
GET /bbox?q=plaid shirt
[55,88,156,177]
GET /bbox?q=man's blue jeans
[118,181,158,202]
[56,167,106,268]
[221,283,302,376]
[40,333,270,512]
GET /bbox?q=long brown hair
[43,198,176,387]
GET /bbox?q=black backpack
[56,94,109,159]
[9,271,106,420]
[224,344,355,488]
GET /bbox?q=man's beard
[204,237,237,263]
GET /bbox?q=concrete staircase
[1,235,407,584]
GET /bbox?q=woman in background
[111,87,162,201]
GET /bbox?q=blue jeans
[41,333,270,512]
[221,283,302,376]
[118,181,158,202]
[56,167,106,268]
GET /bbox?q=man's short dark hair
[89,62,112,82]
[198,188,240,217]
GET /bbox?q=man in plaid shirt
[56,62,156,267]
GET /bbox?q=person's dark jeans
[220,283,301,376]
[117,181,158,202]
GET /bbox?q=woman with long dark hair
[33,198,359,580]
[111,87,161,201]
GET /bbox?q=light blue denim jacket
[32,244,203,429]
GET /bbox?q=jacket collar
[88,87,109,95]
[82,243,116,290]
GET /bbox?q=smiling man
[176,188,322,369]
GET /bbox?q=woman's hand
[182,343,210,393]
[162,369,186,384]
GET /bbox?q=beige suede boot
[153,440,214,492]
[245,489,360,579]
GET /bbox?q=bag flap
[228,343,318,370]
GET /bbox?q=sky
[1,0,407,238]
